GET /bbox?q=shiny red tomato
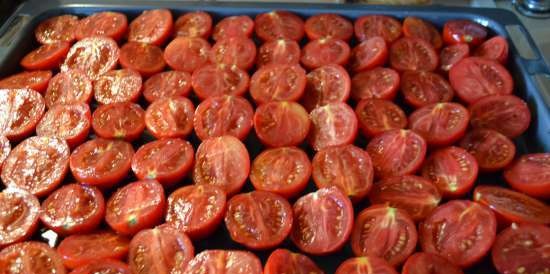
[75,11,128,41]
[254,101,310,147]
[250,147,312,199]
[58,231,130,269]
[421,146,479,198]
[504,153,550,198]
[106,180,166,235]
[302,64,351,111]
[69,138,134,188]
[131,138,194,185]
[369,175,441,221]
[210,37,256,70]
[300,38,350,70]
[144,96,195,139]
[459,129,516,172]
[420,200,497,268]
[403,16,442,49]
[351,67,400,101]
[304,13,353,41]
[402,252,464,274]
[143,71,191,103]
[255,11,305,42]
[257,39,301,67]
[92,102,145,142]
[0,88,45,141]
[191,63,249,100]
[366,129,427,179]
[166,184,227,239]
[354,15,402,43]
[291,187,354,255]
[0,70,52,92]
[212,15,254,41]
[401,71,454,108]
[40,183,104,235]
[250,64,306,104]
[449,57,513,104]
[184,250,263,274]
[36,103,91,148]
[349,36,388,72]
[194,95,254,141]
[93,69,142,105]
[119,42,166,77]
[45,69,93,108]
[308,102,358,151]
[20,42,70,70]
[408,102,469,146]
[69,259,130,274]
[335,256,398,274]
[0,188,40,247]
[443,19,487,46]
[35,14,78,44]
[312,144,373,202]
[469,95,531,138]
[440,43,470,72]
[390,37,438,72]
[62,36,120,80]
[351,205,417,266]
[1,136,69,197]
[174,11,212,39]
[193,135,250,196]
[164,37,211,73]
[264,248,323,274]
[355,99,407,138]
[491,223,550,274]
[474,35,509,64]
[0,242,66,273]
[225,191,293,250]
[129,225,194,274]
[128,9,173,46]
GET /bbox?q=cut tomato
[474,35,509,64]
[20,42,71,70]
[45,69,93,108]
[75,11,128,41]
[0,188,40,247]
[36,103,91,148]
[128,9,173,46]
[402,252,464,274]
[0,88,45,141]
[354,15,402,43]
[144,96,194,139]
[408,102,469,146]
[255,11,305,42]
[504,153,550,198]
[302,64,351,111]
[119,42,166,77]
[264,249,323,274]
[0,70,52,92]
[35,14,78,44]
[403,16,442,49]
[459,128,516,172]
[335,256,398,274]
[69,259,130,274]
[390,37,438,72]
[191,63,249,100]
[184,250,262,274]
[254,101,310,147]
[93,69,142,105]
[401,71,454,109]
[212,15,254,41]
[440,43,470,72]
[308,102,358,151]
[62,36,120,80]
[250,64,306,104]
[301,38,350,70]
[349,36,388,72]
[0,242,66,273]
[58,231,130,269]
[164,37,211,73]
[210,37,256,70]
[351,67,400,101]
[143,71,191,103]
[469,94,531,138]
[0,136,10,170]
[443,19,487,46]
[355,99,407,138]
[304,13,353,41]
[174,11,212,39]
[257,39,301,67]
[92,102,145,141]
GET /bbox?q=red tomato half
[255,11,305,42]
[254,101,310,147]
[128,9,173,46]
[0,188,40,247]
[0,242,66,273]
[264,249,323,274]
[312,144,373,202]
[257,39,301,67]
[131,138,194,185]
[93,69,142,105]
[20,42,71,70]
[349,36,388,73]
[351,205,417,266]
[443,19,487,46]
[184,250,262,274]
[474,186,550,225]
[69,138,134,188]
[291,187,354,255]
[474,36,509,64]
[421,146,478,198]
[401,71,454,109]
[390,37,438,72]
[0,88,45,141]
[36,103,91,148]
[145,96,194,139]
[58,231,130,269]
[403,16,443,49]
[351,67,400,101]
[469,95,531,138]
[366,129,427,179]
[420,200,497,268]
[408,102,469,146]
[0,70,52,92]
[194,95,254,141]
[449,57,514,104]
[459,129,516,172]
[504,153,550,198]
[40,183,105,235]
[212,15,254,41]
[129,225,194,274]
[35,14,78,44]
[92,102,145,141]
[76,11,128,41]
[369,175,441,221]
[119,42,166,77]
[335,256,398,274]
[174,11,213,39]
[354,15,402,43]
[355,99,407,138]
[491,223,550,274]
[402,252,464,274]
[210,37,256,70]
[166,184,227,239]
[300,38,351,70]
[164,37,211,73]
[440,43,470,72]
[308,102,358,151]
[62,36,120,80]
[69,259,130,274]
[193,135,250,196]
[250,147,311,199]
[106,180,166,235]
[225,191,293,250]
[304,13,353,41]
[1,136,69,197]
[302,64,351,111]
[143,71,191,103]
[250,64,306,104]
[191,64,249,100]
[45,69,93,108]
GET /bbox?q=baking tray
[0,1,549,273]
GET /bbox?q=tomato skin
[143,71,191,103]
[128,9,173,46]
[76,12,128,41]
[40,183,105,235]
[474,186,550,225]
[191,64,250,100]
[68,259,130,274]
[35,14,78,44]
[20,42,71,70]
[184,250,263,274]
[0,241,66,274]
[401,71,454,109]
[335,256,398,274]
[308,102,358,151]
[443,19,487,46]
[301,38,351,70]
[257,39,301,67]
[459,129,516,172]
[254,11,305,42]
[304,13,353,41]
[504,153,550,198]
[45,69,93,108]
[402,252,464,274]
[354,15,402,43]
[164,37,211,73]
[469,95,531,138]
[302,64,351,112]
[264,248,323,274]
[408,102,469,146]
[474,36,508,64]
[349,36,388,73]
[250,64,307,104]
[194,95,254,141]
[0,188,40,247]
[212,15,254,41]
[0,88,46,141]
[355,99,407,138]
[62,36,120,80]
[420,200,497,268]
[36,103,92,148]
[390,37,438,72]
[254,101,310,147]
[174,11,213,39]
[92,102,145,142]
[144,96,195,139]
[403,17,443,49]
[0,70,52,92]
[119,42,166,77]
[210,37,257,70]
[351,67,400,101]
[440,43,470,72]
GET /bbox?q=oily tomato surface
[504,153,550,198]
[0,188,40,247]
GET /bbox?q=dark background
[1,0,24,24]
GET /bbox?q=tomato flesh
[408,102,469,146]
[164,37,211,73]
[213,15,254,41]
[184,250,263,274]
[62,36,120,80]
[264,248,323,274]
[401,71,454,109]
[254,101,310,147]
[0,88,45,141]
[69,259,130,274]
[474,36,509,64]
[304,13,353,41]
[0,242,66,274]
[143,71,191,103]
[443,19,487,46]
[351,67,400,101]
[302,64,351,111]
[301,38,351,70]
[119,42,166,77]
[250,64,307,104]
[76,11,128,41]
[191,64,249,100]
[336,256,398,274]
[36,103,91,148]
[20,42,71,70]
[92,102,145,142]
[58,231,130,269]
[440,43,470,72]
[128,9,173,46]
[403,17,443,49]
[93,69,142,105]
[45,69,93,108]
[144,96,195,139]
[210,37,257,70]
[390,37,438,72]
[35,14,78,44]
[0,188,40,247]
[0,70,52,92]
[257,39,301,67]
[354,15,402,43]
[194,95,254,141]
[402,252,464,274]
[349,36,388,72]
[308,102,358,151]
[504,153,550,198]
[174,11,212,39]
[459,129,516,172]
[355,99,407,138]
[254,11,305,42]
[469,94,531,138]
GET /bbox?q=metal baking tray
[0,1,549,273]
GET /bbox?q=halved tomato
[459,128,516,172]
[0,88,45,141]
[250,64,306,104]
[390,37,438,72]
[304,13,353,41]
[93,69,142,105]
[255,11,305,42]
[144,96,195,139]
[45,69,93,108]
[403,16,443,49]
[402,252,464,274]
[308,102,358,151]
[0,242,66,273]
[301,64,351,111]
[40,183,105,235]
[254,101,310,147]
[0,136,9,170]
[0,188,40,247]
[300,38,350,70]
[469,95,531,138]
[0,70,52,92]
[143,71,191,103]
[354,15,402,43]
[408,102,469,146]
[291,187,354,255]
[349,36,388,73]
[36,103,91,148]
[335,256,398,274]
[58,231,130,269]
[62,36,120,80]
[174,11,212,39]
[366,129,427,179]
[401,71,454,109]
[20,42,71,70]
[264,249,323,274]
[35,14,78,44]
[191,64,249,100]
[212,15,254,41]
[369,175,441,221]
[184,250,262,274]
[69,259,130,274]
[474,36,509,64]
[119,42,166,77]
[351,67,400,101]
[420,200,497,268]
[443,19,487,46]
[164,37,211,73]
[440,43,470,72]
[257,39,301,67]
[504,153,550,198]
[92,102,145,141]
[210,37,256,70]
[128,9,173,46]
[75,11,128,41]
[194,95,254,141]
[355,99,407,138]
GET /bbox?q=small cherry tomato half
[302,64,351,111]
[210,37,256,70]
[57,231,130,269]
[184,250,263,274]
[257,39,301,67]
[250,64,307,104]
[469,94,531,138]
[304,13,353,41]
[128,9,173,46]
[351,67,400,101]
[0,188,40,247]
[45,69,93,108]
[459,128,516,172]
[402,252,464,274]
[0,242,66,274]
[119,42,166,77]
[143,71,191,103]
[92,102,145,142]
[69,259,130,274]
[0,70,52,92]
[93,69,142,105]
[401,71,454,109]
[408,102,469,146]
[20,42,71,70]
[144,96,195,139]
[35,14,78,44]
[354,15,402,43]
[36,103,91,148]
[474,35,509,64]
[349,36,388,73]
[264,248,323,274]
[212,15,254,41]
[440,43,470,72]
[300,38,351,70]
[191,63,250,100]
[62,36,120,80]
[390,37,438,72]
[0,88,45,141]
[254,10,305,42]
[164,37,211,73]
[75,11,128,41]
[355,99,407,138]
[443,19,487,46]
[254,101,310,147]
[403,16,443,49]
[174,11,213,39]
[504,153,550,198]
[335,256,398,274]
[308,102,358,151]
